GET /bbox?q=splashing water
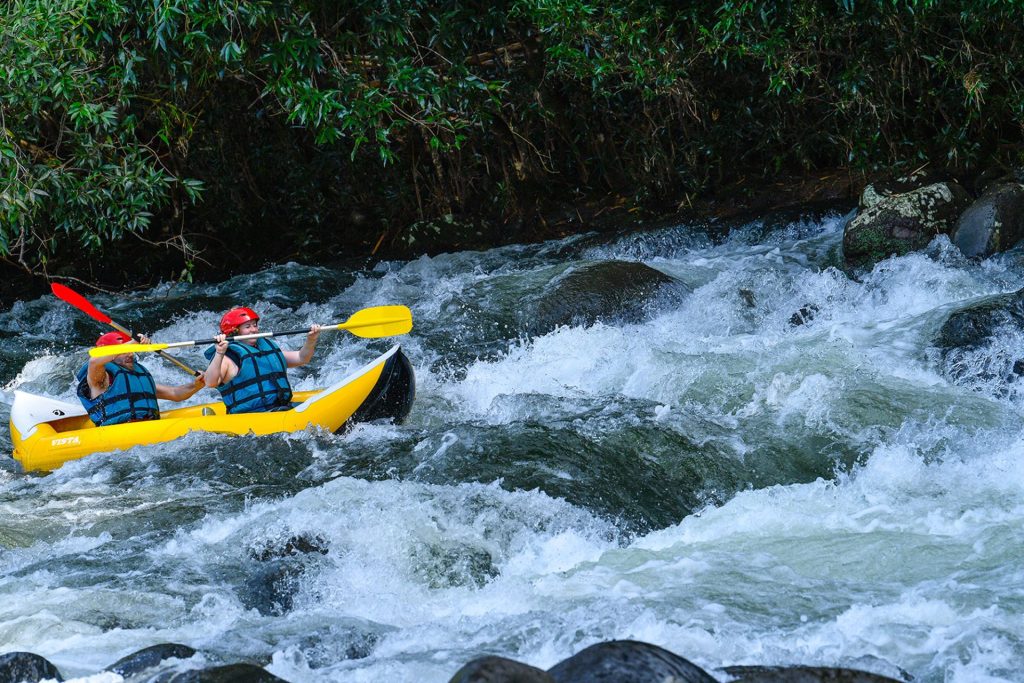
[2,214,1023,682]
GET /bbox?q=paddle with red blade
[51,282,201,376]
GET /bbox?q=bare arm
[84,357,112,399]
[155,375,206,402]
[282,324,322,367]
[203,335,238,387]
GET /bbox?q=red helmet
[220,306,260,334]
[95,331,132,346]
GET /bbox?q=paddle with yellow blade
[51,282,202,376]
[88,305,413,358]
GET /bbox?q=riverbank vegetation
[2,0,1022,292]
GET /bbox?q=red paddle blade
[50,283,112,324]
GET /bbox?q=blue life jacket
[76,360,160,426]
[205,338,293,413]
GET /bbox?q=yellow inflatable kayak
[10,345,414,472]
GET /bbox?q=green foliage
[2,0,1023,282]
[699,0,1024,172]
[0,0,191,270]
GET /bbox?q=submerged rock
[789,303,820,326]
[933,288,1024,388]
[249,534,329,562]
[240,559,307,616]
[241,533,332,616]
[412,542,499,589]
[951,181,1024,258]
[935,289,1024,352]
[0,652,63,683]
[167,663,286,679]
[449,655,555,683]
[546,640,717,683]
[721,664,904,682]
[167,663,287,682]
[843,181,972,272]
[528,260,687,335]
[106,643,197,677]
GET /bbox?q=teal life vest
[76,361,161,426]
[205,338,293,413]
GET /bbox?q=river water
[1,211,1023,682]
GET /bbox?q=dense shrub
[1,0,1022,283]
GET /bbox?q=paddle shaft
[89,306,413,358]
[158,310,412,350]
[51,283,201,376]
[106,320,201,375]
[177,327,320,349]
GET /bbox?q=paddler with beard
[77,331,206,426]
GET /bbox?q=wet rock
[295,626,383,666]
[739,288,757,308]
[0,652,63,683]
[449,655,555,683]
[547,640,717,683]
[721,664,904,682]
[239,532,331,618]
[167,663,287,682]
[106,643,197,677]
[249,534,329,562]
[951,181,1024,258]
[933,288,1024,386]
[843,181,972,272]
[241,533,332,616]
[789,303,820,326]
[412,542,499,589]
[935,289,1024,352]
[240,559,306,616]
[528,261,687,336]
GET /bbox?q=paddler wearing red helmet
[77,331,206,426]
[202,307,321,414]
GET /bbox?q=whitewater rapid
[2,209,1023,682]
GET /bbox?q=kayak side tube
[10,345,415,473]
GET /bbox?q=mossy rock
[842,181,971,272]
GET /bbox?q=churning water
[2,211,1024,682]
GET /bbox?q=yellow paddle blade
[89,342,170,358]
[335,305,413,338]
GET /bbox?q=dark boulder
[547,640,717,683]
[106,643,197,677]
[722,664,904,682]
[789,303,820,326]
[843,181,972,272]
[241,533,331,616]
[951,181,1024,258]
[0,652,63,683]
[527,261,687,336]
[248,534,329,562]
[933,288,1024,387]
[240,559,306,616]
[935,289,1024,352]
[167,663,287,682]
[449,656,555,683]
